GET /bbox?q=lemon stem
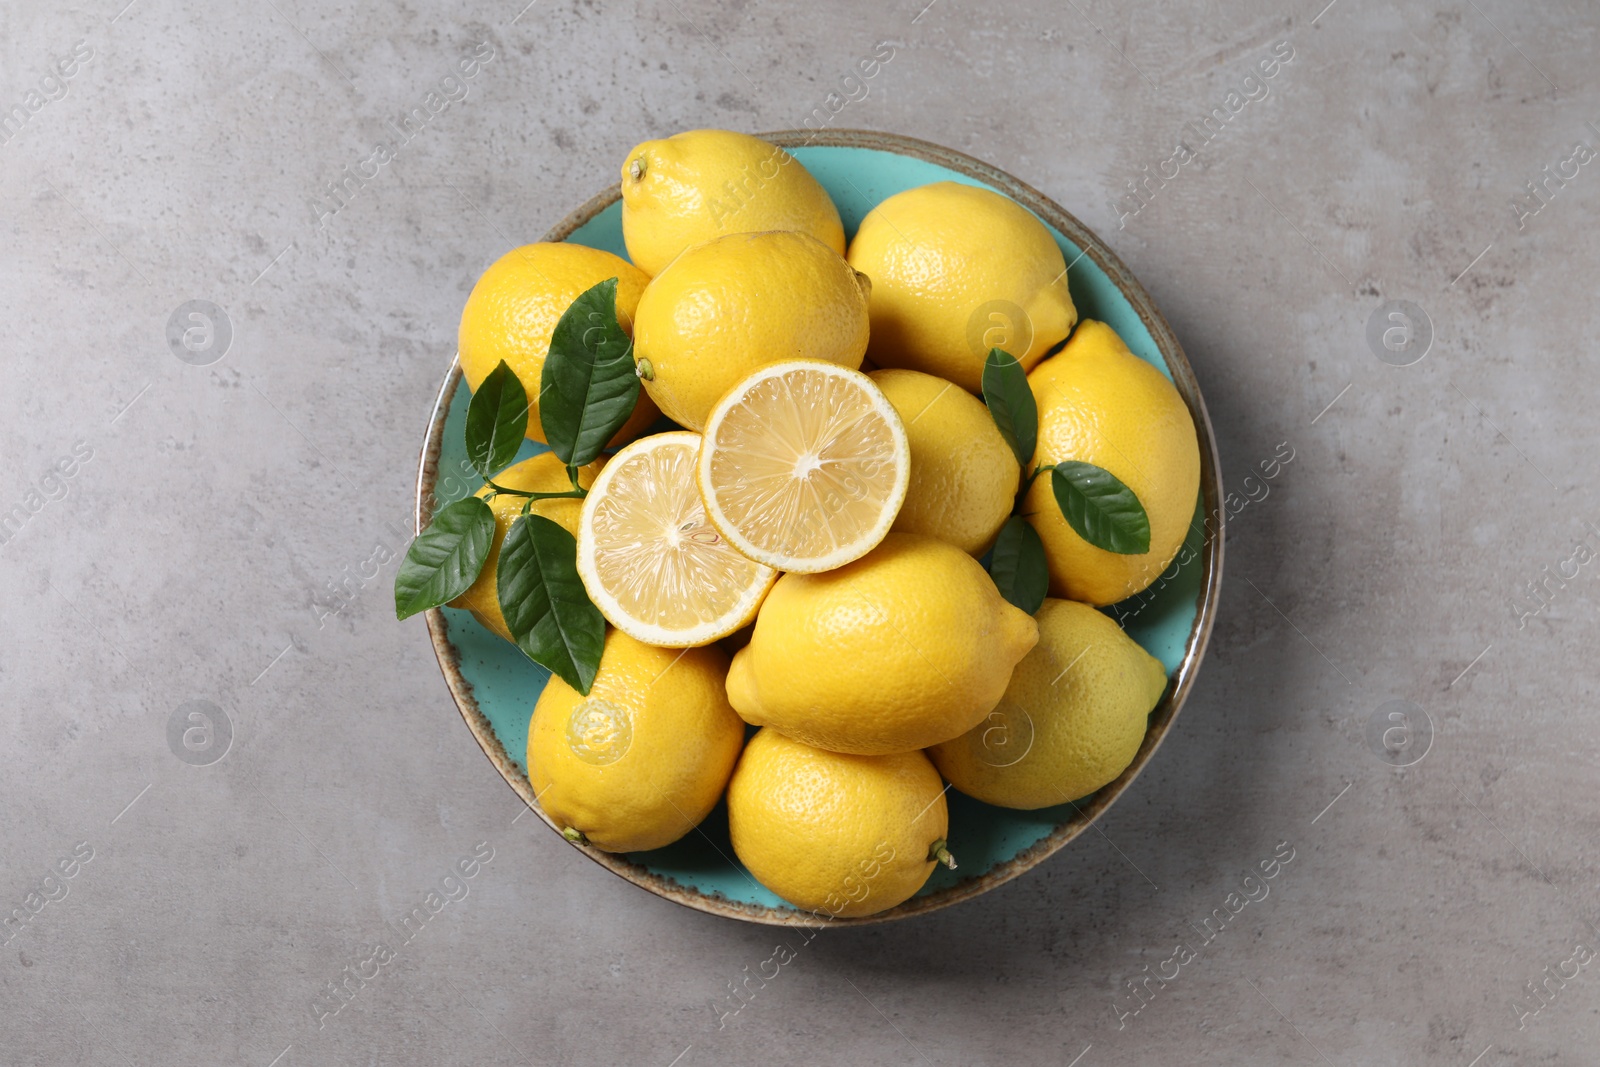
[562,826,587,844]
[629,158,646,181]
[929,839,957,870]
[635,357,655,381]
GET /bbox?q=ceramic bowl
[415,129,1224,926]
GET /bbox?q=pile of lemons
[453,130,1199,919]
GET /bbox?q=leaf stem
[485,480,588,502]
[1016,463,1050,508]
[566,464,583,493]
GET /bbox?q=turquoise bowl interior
[418,130,1222,926]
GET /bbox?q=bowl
[415,129,1224,926]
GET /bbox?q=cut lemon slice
[696,361,910,573]
[577,431,776,647]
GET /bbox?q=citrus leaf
[496,513,605,694]
[465,360,529,479]
[394,496,494,620]
[981,347,1037,467]
[540,278,640,468]
[988,516,1049,614]
[1050,461,1151,555]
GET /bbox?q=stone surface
[1,0,1596,1063]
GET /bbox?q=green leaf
[1050,461,1151,555]
[496,513,606,693]
[394,497,495,620]
[987,516,1049,614]
[465,360,529,479]
[540,278,641,468]
[982,347,1037,467]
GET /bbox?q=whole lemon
[929,599,1168,810]
[869,368,1019,556]
[528,629,744,853]
[447,453,603,644]
[459,243,658,446]
[727,728,949,919]
[726,533,1038,755]
[846,182,1077,394]
[1023,320,1200,606]
[620,129,845,276]
[634,231,869,431]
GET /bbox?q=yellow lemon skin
[458,243,658,446]
[869,368,1019,556]
[1023,320,1200,606]
[527,630,744,853]
[929,599,1168,810]
[447,453,604,643]
[727,729,946,919]
[726,533,1038,755]
[634,231,870,431]
[620,129,845,277]
[846,182,1076,394]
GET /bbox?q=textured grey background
[2,0,1596,1064]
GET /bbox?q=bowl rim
[415,128,1225,927]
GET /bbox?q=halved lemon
[576,431,776,647]
[696,361,910,573]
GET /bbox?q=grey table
[2,1,1594,1064]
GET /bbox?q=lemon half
[576,431,776,647]
[696,361,910,573]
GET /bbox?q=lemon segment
[577,431,776,647]
[697,362,910,573]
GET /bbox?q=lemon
[698,361,910,573]
[459,242,658,446]
[930,599,1167,809]
[869,368,1019,556]
[447,452,603,643]
[528,629,744,853]
[633,231,870,432]
[727,728,950,918]
[1023,320,1200,606]
[846,182,1077,394]
[620,129,845,277]
[577,431,776,647]
[726,533,1038,755]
